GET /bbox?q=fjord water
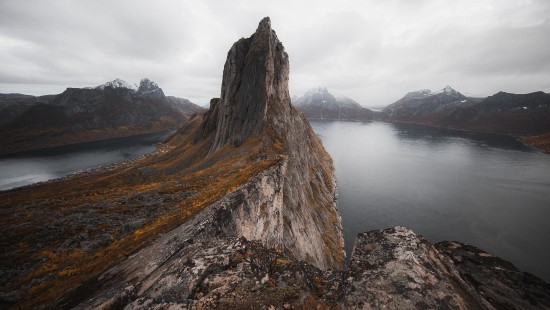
[311,120,550,282]
[0,131,173,191]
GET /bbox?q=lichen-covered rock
[344,227,550,310]
[74,225,550,309]
[345,227,485,309]
[436,241,550,310]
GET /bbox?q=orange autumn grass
[0,115,284,309]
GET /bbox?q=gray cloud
[0,0,549,107]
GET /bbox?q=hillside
[0,17,344,309]
[1,18,548,310]
[0,79,203,155]
[383,86,550,152]
[293,87,374,121]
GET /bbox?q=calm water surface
[0,131,173,190]
[311,121,550,282]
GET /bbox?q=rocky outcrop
[344,227,550,309]
[202,17,290,152]
[0,79,203,155]
[73,225,550,309]
[293,87,374,121]
[196,17,345,270]
[436,241,550,309]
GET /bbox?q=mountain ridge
[0,79,203,155]
[293,87,374,121]
[382,86,550,152]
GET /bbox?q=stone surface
[72,225,550,309]
[197,17,345,270]
[437,241,550,309]
[71,163,345,309]
[345,227,486,309]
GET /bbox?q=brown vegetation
[0,114,283,309]
[520,133,550,153]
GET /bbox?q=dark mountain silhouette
[383,86,550,152]
[0,78,203,155]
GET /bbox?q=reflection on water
[311,120,550,282]
[0,131,174,190]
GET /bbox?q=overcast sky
[1,0,549,108]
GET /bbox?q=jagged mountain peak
[96,78,137,90]
[443,85,454,92]
[199,16,290,152]
[432,85,461,96]
[403,89,432,99]
[400,86,465,102]
[297,87,337,106]
[136,78,165,100]
[293,87,373,121]
[256,16,271,34]
[194,17,344,269]
[305,87,331,96]
[138,78,160,93]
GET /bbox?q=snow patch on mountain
[96,78,138,91]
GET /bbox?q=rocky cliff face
[0,79,203,155]
[293,87,374,121]
[206,17,289,151]
[197,17,345,269]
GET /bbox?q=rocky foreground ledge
[76,225,549,309]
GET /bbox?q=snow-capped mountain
[402,86,464,101]
[96,78,138,91]
[294,87,338,109]
[137,78,160,94]
[384,86,467,117]
[0,79,204,154]
[293,87,373,121]
[137,78,165,100]
[382,86,550,150]
[95,78,165,100]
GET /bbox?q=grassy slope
[0,115,283,308]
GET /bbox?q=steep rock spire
[195,17,345,270]
[205,17,290,152]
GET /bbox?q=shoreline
[0,134,171,193]
[383,119,549,154]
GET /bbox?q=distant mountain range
[383,86,550,152]
[0,78,204,155]
[292,85,550,152]
[293,87,374,121]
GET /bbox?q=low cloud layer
[1,0,549,107]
